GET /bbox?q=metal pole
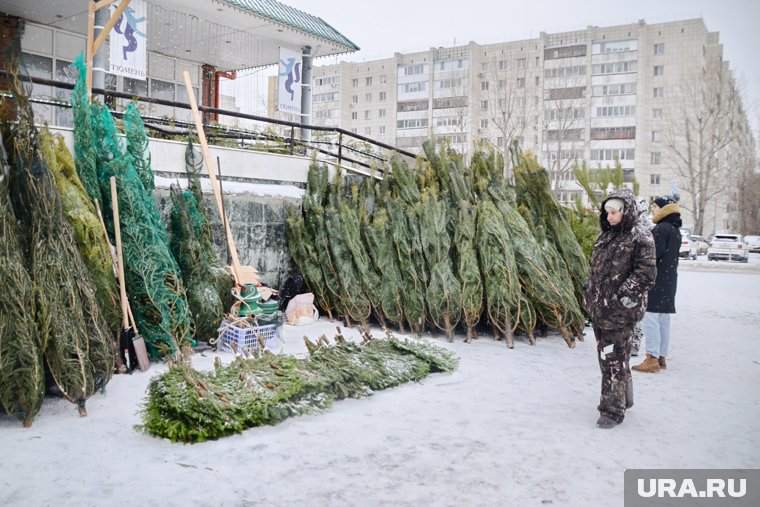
[300,46,312,147]
[338,132,343,165]
[92,6,109,99]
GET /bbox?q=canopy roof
[0,0,359,70]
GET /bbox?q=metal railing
[0,72,422,176]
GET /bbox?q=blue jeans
[643,312,671,358]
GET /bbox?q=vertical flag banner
[278,47,302,115]
[109,0,147,80]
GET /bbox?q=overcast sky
[280,0,760,123]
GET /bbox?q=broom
[110,176,150,372]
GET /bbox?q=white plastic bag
[285,293,319,326]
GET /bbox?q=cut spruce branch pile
[138,329,458,442]
[287,140,587,347]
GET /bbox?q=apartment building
[295,18,754,234]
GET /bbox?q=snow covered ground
[2,257,759,507]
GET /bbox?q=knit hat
[604,198,625,213]
[653,195,674,208]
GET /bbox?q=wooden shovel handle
[110,176,129,330]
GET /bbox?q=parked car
[744,235,760,253]
[707,234,749,262]
[690,235,710,255]
[679,234,698,260]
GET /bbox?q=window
[366,76,373,86]
[364,127,372,135]
[592,83,636,96]
[535,76,540,86]
[592,61,637,75]
[499,60,508,70]
[651,130,662,142]
[535,56,540,66]
[654,65,664,76]
[516,97,525,107]
[652,108,663,119]
[364,110,371,120]
[437,78,464,89]
[590,126,636,140]
[352,95,358,104]
[480,119,488,129]
[651,152,661,164]
[365,93,372,102]
[480,100,489,110]
[352,78,359,87]
[351,111,358,120]
[379,91,387,101]
[653,87,664,98]
[592,40,637,54]
[517,58,526,69]
[379,108,386,118]
[397,118,429,129]
[379,74,387,84]
[654,43,665,55]
[595,105,636,117]
[481,81,489,91]
[650,174,661,184]
[399,81,427,93]
[481,63,489,73]
[517,77,525,88]
[516,117,525,127]
[590,149,635,161]
[379,126,386,134]
[544,45,587,60]
[402,63,425,75]
[150,79,175,101]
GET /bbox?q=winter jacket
[583,188,656,330]
[646,203,682,313]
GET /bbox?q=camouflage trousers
[631,322,643,355]
[594,325,634,423]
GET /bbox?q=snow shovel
[110,176,150,372]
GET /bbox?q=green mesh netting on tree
[183,138,234,311]
[0,128,44,428]
[169,185,224,342]
[69,58,191,357]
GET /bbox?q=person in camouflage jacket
[584,188,656,428]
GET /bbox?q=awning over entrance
[0,0,359,70]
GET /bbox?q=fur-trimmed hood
[653,202,682,227]
[599,188,639,233]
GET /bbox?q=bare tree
[733,111,760,234]
[541,72,588,194]
[662,64,745,235]
[484,60,530,177]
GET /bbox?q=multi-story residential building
[280,18,754,235]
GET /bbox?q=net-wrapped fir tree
[38,128,121,332]
[476,198,521,347]
[0,128,44,427]
[300,161,339,320]
[88,102,191,357]
[418,190,461,340]
[361,205,405,331]
[169,184,224,342]
[512,143,588,307]
[183,138,234,311]
[5,43,113,415]
[323,171,371,327]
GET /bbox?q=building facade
[294,18,754,235]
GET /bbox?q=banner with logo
[277,47,302,115]
[109,0,147,80]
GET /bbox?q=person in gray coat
[584,188,656,428]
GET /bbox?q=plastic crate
[218,319,282,354]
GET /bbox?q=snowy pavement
[1,265,759,506]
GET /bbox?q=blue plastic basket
[218,320,281,354]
